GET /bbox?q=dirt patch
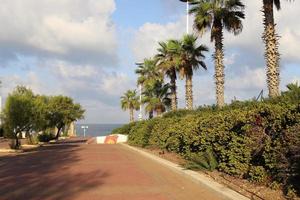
[133,145,298,200]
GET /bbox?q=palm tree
[135,58,162,87]
[135,58,163,118]
[281,82,300,103]
[188,0,245,107]
[156,40,181,111]
[143,82,171,117]
[178,34,208,110]
[262,0,294,98]
[120,90,140,123]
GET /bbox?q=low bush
[37,131,55,142]
[126,101,300,196]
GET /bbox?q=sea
[75,124,124,137]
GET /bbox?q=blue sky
[0,0,299,123]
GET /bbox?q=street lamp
[180,0,190,34]
[81,125,88,137]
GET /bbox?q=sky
[0,0,300,124]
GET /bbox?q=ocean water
[75,124,124,137]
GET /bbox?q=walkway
[0,140,227,200]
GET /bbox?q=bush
[126,100,300,195]
[37,131,55,142]
[248,166,268,183]
[184,149,218,171]
[0,125,4,137]
[128,119,158,147]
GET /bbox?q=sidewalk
[0,141,228,200]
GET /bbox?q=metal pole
[186,1,189,34]
[83,128,86,137]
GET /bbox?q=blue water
[75,124,124,137]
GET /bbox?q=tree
[135,58,163,118]
[135,58,163,87]
[188,0,245,107]
[2,86,36,149]
[121,90,140,122]
[156,40,181,111]
[143,82,171,117]
[281,82,300,103]
[46,96,85,139]
[178,34,208,110]
[262,0,294,98]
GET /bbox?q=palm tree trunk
[129,108,134,123]
[170,70,178,111]
[186,74,193,110]
[263,0,280,98]
[214,23,225,108]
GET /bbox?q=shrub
[248,166,268,183]
[126,100,300,195]
[184,149,218,171]
[128,119,158,147]
[37,131,55,142]
[0,125,4,137]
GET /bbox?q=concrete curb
[0,149,23,153]
[121,143,249,200]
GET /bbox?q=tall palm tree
[135,58,163,118]
[262,0,294,98]
[135,58,162,87]
[143,82,171,117]
[188,0,245,107]
[120,90,140,123]
[156,40,181,111]
[178,34,208,110]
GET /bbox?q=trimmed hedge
[118,101,300,195]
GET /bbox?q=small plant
[184,149,218,171]
[248,166,268,183]
[286,185,297,200]
[269,181,282,190]
[37,131,55,142]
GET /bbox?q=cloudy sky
[0,0,299,124]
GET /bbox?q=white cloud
[0,0,117,66]
[100,73,136,96]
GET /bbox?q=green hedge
[125,102,300,195]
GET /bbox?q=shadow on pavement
[0,144,109,200]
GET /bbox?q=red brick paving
[0,140,226,200]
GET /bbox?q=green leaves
[2,86,85,148]
[126,100,300,193]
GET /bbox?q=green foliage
[37,131,55,143]
[184,149,218,171]
[0,125,4,137]
[128,119,158,147]
[248,166,268,183]
[126,99,300,194]
[46,95,84,138]
[1,86,85,148]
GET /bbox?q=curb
[0,149,24,153]
[121,143,250,200]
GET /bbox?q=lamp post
[81,125,88,137]
[180,0,190,34]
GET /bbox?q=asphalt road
[0,141,227,200]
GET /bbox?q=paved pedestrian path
[0,141,228,200]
